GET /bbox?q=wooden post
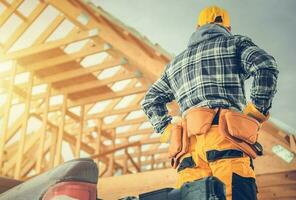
[137,144,142,172]
[75,105,84,158]
[54,94,67,167]
[106,129,115,176]
[94,119,102,166]
[123,148,128,174]
[151,155,155,170]
[0,62,17,174]
[36,85,51,173]
[14,73,34,179]
[49,130,57,168]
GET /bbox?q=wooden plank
[54,94,67,166]
[3,129,42,170]
[14,73,33,179]
[116,128,154,138]
[91,141,141,159]
[25,45,109,72]
[59,72,137,94]
[0,0,26,21]
[35,85,51,173]
[42,57,123,83]
[86,104,141,120]
[0,28,99,61]
[106,129,116,176]
[3,2,47,51]
[98,168,176,199]
[33,14,65,45]
[0,0,24,27]
[0,62,16,174]
[94,119,102,165]
[48,0,169,82]
[71,86,147,106]
[127,152,140,172]
[98,168,296,200]
[74,105,84,158]
[102,117,147,130]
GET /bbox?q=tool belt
[169,107,263,168]
[218,108,263,159]
[168,119,189,169]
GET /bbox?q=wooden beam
[33,14,65,45]
[48,0,169,82]
[98,168,176,199]
[3,128,42,175]
[74,105,84,158]
[0,0,23,27]
[54,94,67,166]
[72,86,147,106]
[102,117,147,130]
[36,85,51,173]
[42,57,123,83]
[86,104,141,120]
[14,73,33,179]
[0,28,100,61]
[59,71,138,94]
[91,141,141,159]
[0,63,17,172]
[30,113,95,155]
[127,152,140,172]
[94,119,102,165]
[98,167,296,200]
[24,45,109,72]
[3,2,47,51]
[116,128,154,138]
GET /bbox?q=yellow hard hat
[197,6,230,28]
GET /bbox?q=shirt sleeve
[236,36,279,114]
[141,66,175,133]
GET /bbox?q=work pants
[176,126,257,200]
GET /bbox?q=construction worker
[141,5,278,200]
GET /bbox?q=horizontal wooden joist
[0,0,24,27]
[0,28,100,62]
[116,128,154,138]
[59,71,138,94]
[91,141,141,159]
[86,104,142,120]
[102,117,147,130]
[48,0,169,82]
[70,86,147,106]
[42,57,124,84]
[24,45,110,72]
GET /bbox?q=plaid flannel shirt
[141,24,278,133]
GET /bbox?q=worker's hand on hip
[160,116,182,143]
[243,102,270,123]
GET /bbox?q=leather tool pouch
[186,107,217,137]
[168,124,182,158]
[170,120,190,169]
[225,111,260,144]
[219,109,262,159]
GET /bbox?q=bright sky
[92,0,296,130]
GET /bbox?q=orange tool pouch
[185,107,218,137]
[169,120,190,169]
[219,109,263,159]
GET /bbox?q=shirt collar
[188,24,232,47]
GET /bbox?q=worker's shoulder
[167,49,188,67]
[232,34,255,46]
